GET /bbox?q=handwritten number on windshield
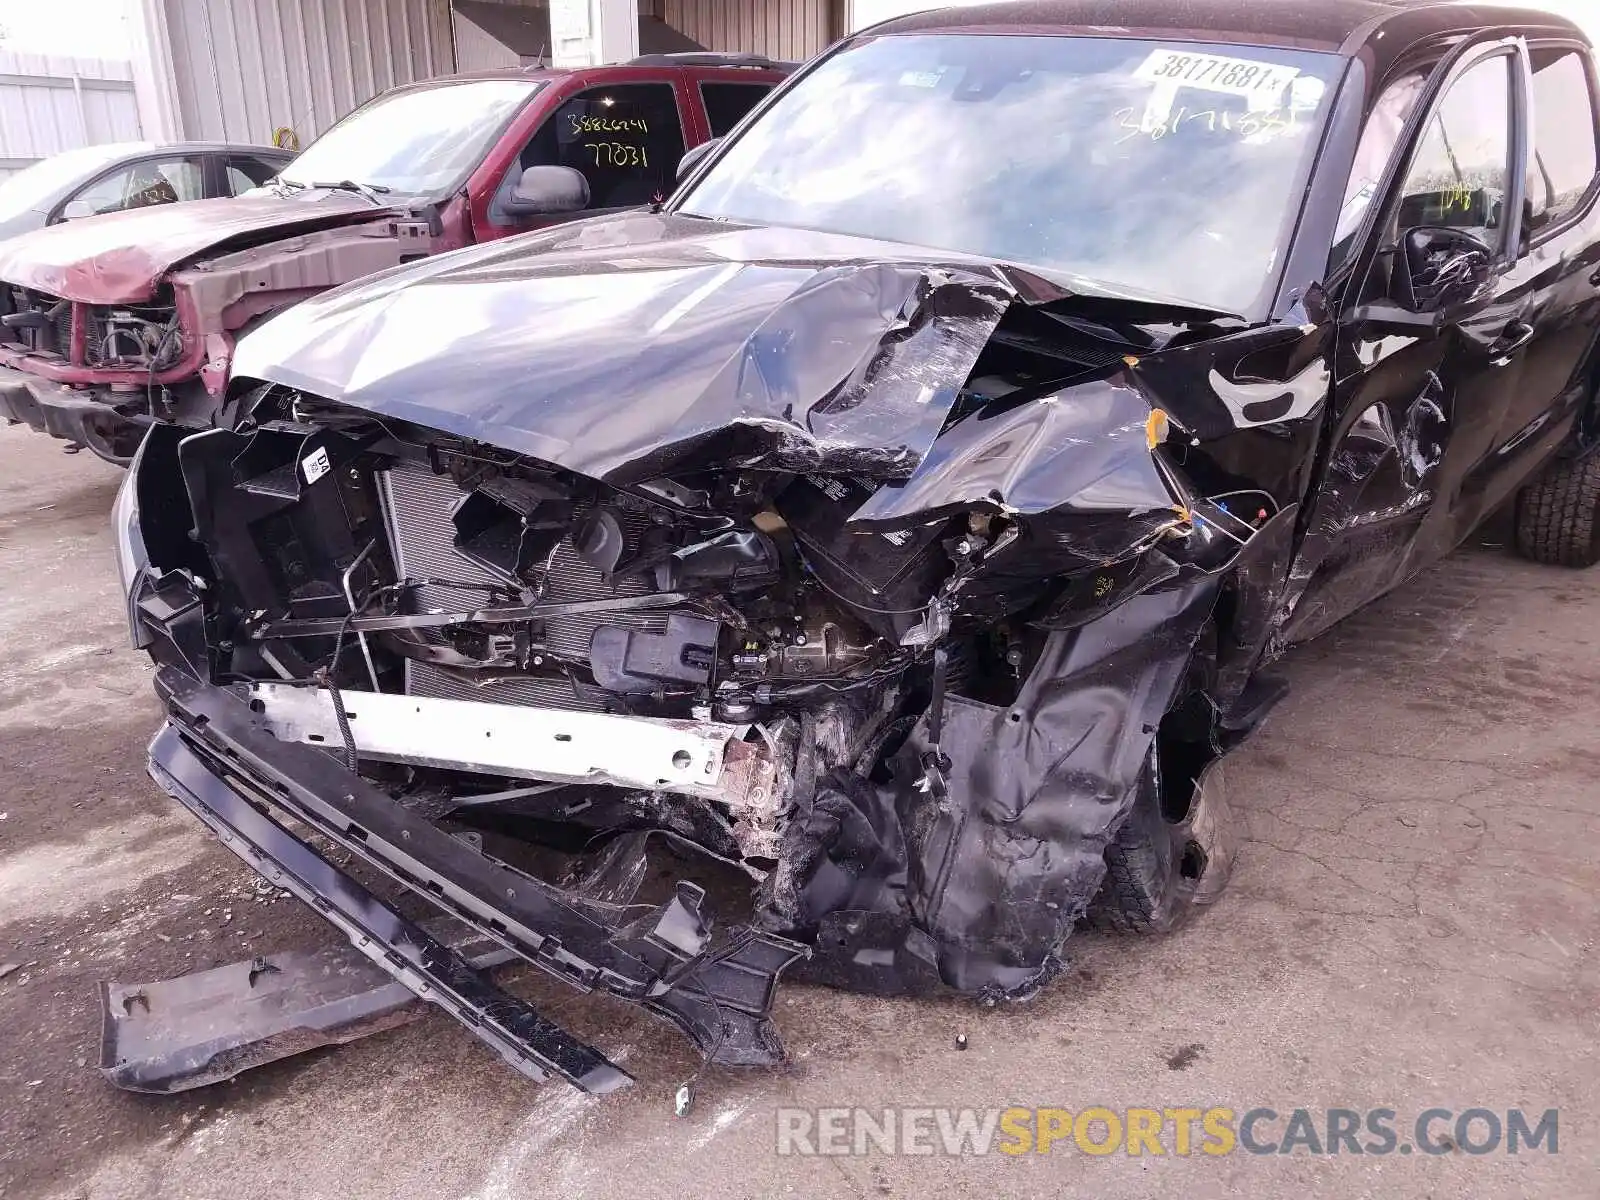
[1113,105,1296,144]
[570,114,649,135]
[587,142,649,167]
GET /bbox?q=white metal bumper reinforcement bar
[246,683,764,801]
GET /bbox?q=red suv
[0,53,791,462]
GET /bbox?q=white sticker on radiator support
[301,446,332,485]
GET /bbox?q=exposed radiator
[378,460,666,713]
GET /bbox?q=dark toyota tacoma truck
[108,0,1600,1095]
[0,53,790,462]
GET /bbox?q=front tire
[1086,747,1236,935]
[1513,454,1600,567]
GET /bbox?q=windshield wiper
[274,178,392,206]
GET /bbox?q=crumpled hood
[0,193,388,304]
[233,211,1042,483]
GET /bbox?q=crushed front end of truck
[112,227,1330,1092]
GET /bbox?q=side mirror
[502,165,589,217]
[1348,226,1495,334]
[676,138,721,184]
[1394,226,1493,312]
[59,199,96,221]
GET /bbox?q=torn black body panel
[760,580,1219,997]
[850,375,1175,525]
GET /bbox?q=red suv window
[700,81,772,136]
[520,82,688,208]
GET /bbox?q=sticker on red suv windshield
[1134,48,1300,102]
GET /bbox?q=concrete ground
[0,420,1595,1200]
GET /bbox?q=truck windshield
[275,79,543,199]
[678,34,1342,316]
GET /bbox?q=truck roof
[426,52,796,88]
[872,0,1588,56]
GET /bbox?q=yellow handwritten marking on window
[1440,182,1476,212]
[586,142,649,168]
[1113,104,1297,145]
[570,114,649,135]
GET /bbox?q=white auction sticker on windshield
[1134,48,1300,102]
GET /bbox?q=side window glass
[66,166,137,216]
[226,156,283,195]
[519,83,687,209]
[125,158,204,207]
[67,157,204,217]
[1526,48,1599,232]
[1396,55,1511,247]
[700,82,772,137]
[1328,71,1427,275]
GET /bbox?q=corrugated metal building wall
[162,0,455,147]
[658,0,834,61]
[131,0,838,152]
[453,16,520,73]
[0,51,142,180]
[451,0,546,75]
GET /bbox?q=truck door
[1465,40,1600,527]
[1283,39,1535,644]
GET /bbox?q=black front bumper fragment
[146,666,807,1091]
[149,725,634,1092]
[0,364,145,445]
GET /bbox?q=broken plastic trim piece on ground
[100,920,517,1093]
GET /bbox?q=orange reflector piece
[1146,409,1170,449]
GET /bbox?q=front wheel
[1086,746,1237,935]
[1513,454,1600,567]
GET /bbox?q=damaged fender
[761,579,1219,997]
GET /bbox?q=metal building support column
[126,0,185,140]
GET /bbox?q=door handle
[1489,320,1535,360]
[1589,266,1600,286]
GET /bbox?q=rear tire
[1086,747,1236,935]
[1513,454,1600,567]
